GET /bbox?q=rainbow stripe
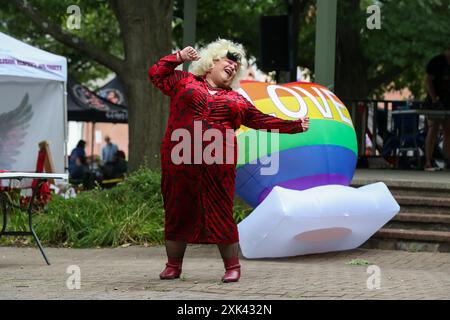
[237,119,357,167]
[235,81,358,207]
[236,145,357,207]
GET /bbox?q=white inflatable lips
[237,182,400,259]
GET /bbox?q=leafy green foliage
[362,0,450,97]
[1,167,252,248]
[233,198,253,224]
[1,0,449,97]
[173,0,287,62]
[175,0,450,98]
[0,0,122,86]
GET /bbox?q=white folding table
[0,172,68,265]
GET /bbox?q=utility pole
[287,0,301,82]
[314,0,337,90]
[182,0,197,71]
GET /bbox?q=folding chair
[392,108,423,169]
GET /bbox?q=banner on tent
[0,80,65,173]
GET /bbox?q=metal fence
[343,99,429,169]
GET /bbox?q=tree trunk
[8,0,174,171]
[115,0,173,171]
[334,0,369,160]
[335,0,368,100]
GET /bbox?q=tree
[173,0,315,82]
[1,0,173,171]
[173,0,287,59]
[336,0,450,99]
[0,1,120,84]
[335,0,369,99]
[2,0,448,173]
[176,0,450,100]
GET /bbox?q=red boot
[221,257,241,283]
[159,258,182,280]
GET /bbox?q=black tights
[217,242,239,260]
[164,240,239,260]
[165,240,187,259]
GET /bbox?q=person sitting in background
[113,150,127,178]
[68,140,87,180]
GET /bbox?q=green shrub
[0,167,253,248]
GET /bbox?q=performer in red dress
[148,39,309,282]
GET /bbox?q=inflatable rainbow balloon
[236,81,358,208]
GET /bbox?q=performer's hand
[179,46,200,62]
[300,116,309,132]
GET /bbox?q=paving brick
[0,245,449,299]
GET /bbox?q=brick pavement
[0,245,449,300]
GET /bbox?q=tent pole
[91,122,95,170]
[63,81,68,172]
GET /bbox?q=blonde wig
[189,38,248,89]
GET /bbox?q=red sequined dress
[148,53,304,244]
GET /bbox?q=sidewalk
[1,245,449,299]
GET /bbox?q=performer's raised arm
[240,98,309,134]
[148,46,200,96]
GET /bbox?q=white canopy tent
[0,31,67,173]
